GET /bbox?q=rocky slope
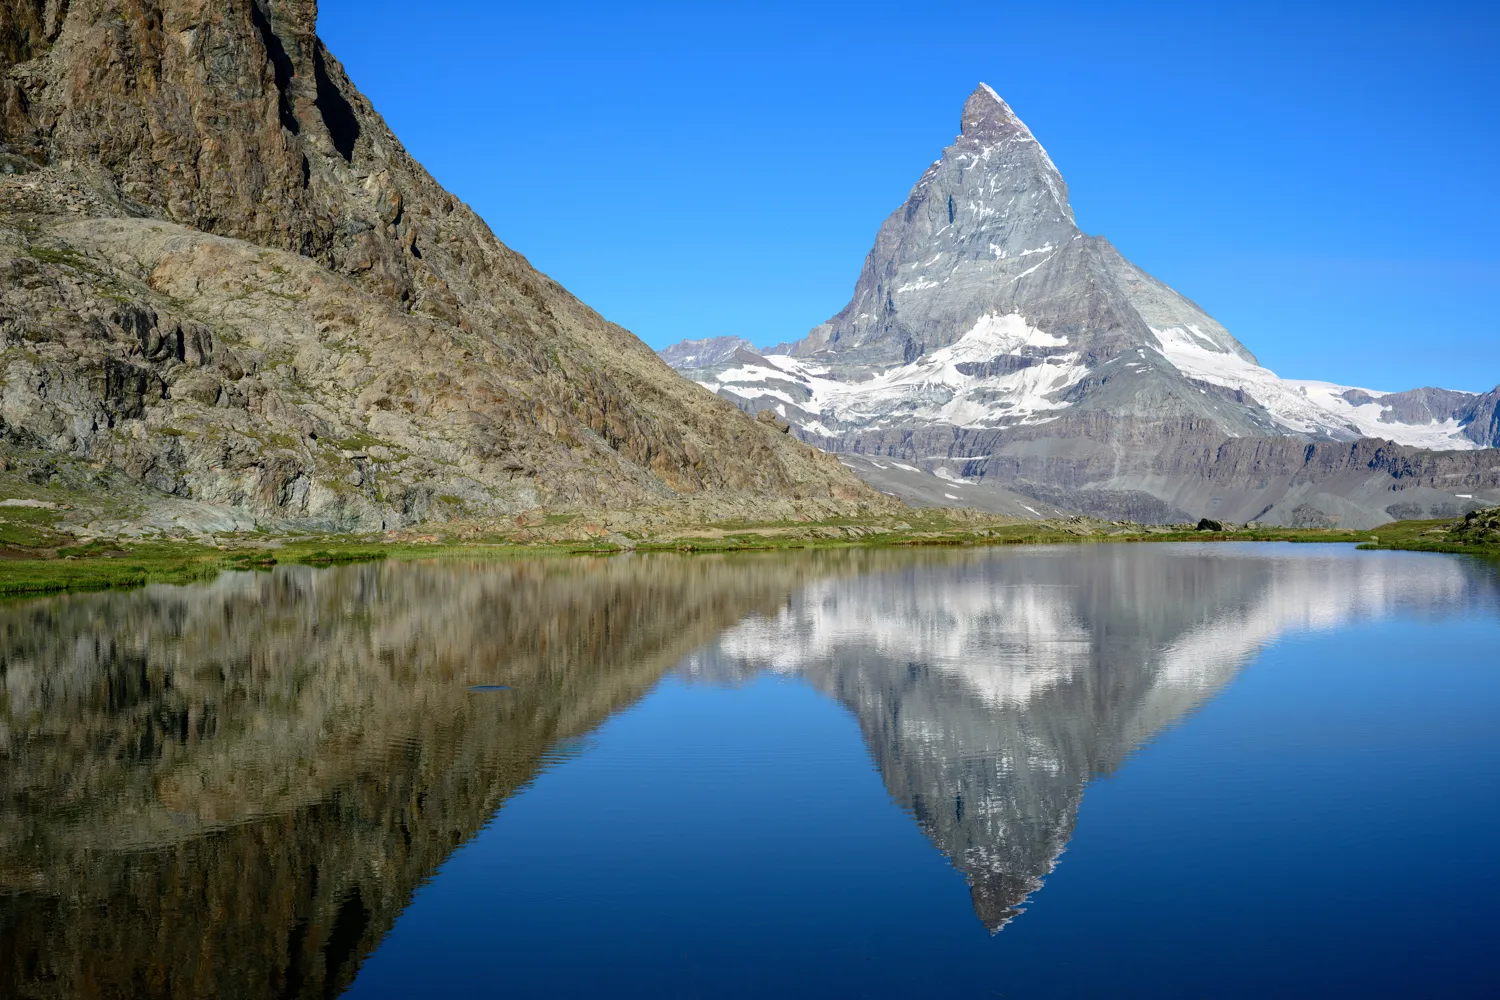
[0,0,884,532]
[665,85,1500,527]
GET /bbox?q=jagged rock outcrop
[0,0,884,530]
[663,85,1500,526]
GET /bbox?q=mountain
[656,335,759,369]
[664,85,1500,526]
[0,0,883,533]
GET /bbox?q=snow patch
[1151,326,1479,450]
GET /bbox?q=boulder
[1448,507,1500,545]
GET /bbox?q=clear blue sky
[320,0,1499,392]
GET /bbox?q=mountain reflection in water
[682,544,1494,930]
[0,545,1493,997]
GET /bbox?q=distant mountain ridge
[656,336,759,369]
[663,85,1500,526]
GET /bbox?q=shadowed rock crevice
[312,44,355,160]
[251,0,300,135]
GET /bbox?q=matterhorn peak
[961,83,1031,141]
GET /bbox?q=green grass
[0,541,232,596]
[331,431,390,453]
[0,538,391,597]
[26,245,92,269]
[0,512,1489,599]
[1356,516,1500,558]
[0,506,69,548]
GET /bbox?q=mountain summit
[664,86,1500,526]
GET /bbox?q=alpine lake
[2,542,1497,998]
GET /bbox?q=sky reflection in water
[1,544,1496,998]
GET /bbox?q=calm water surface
[2,544,1497,997]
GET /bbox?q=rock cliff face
[0,0,882,530]
[664,85,1500,526]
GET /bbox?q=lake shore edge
[3,508,1496,598]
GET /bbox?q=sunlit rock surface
[663,86,1500,526]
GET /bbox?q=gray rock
[656,336,759,368]
[662,85,1500,525]
[0,0,889,532]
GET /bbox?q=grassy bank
[0,539,394,597]
[1355,510,1500,559]
[0,508,1447,598]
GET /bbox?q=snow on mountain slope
[702,313,1087,435]
[1150,324,1476,450]
[670,84,1485,454]
[694,315,1479,450]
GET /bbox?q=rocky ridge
[0,0,887,532]
[665,85,1500,527]
[656,335,759,369]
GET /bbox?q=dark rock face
[0,0,882,529]
[1449,506,1500,545]
[1458,387,1500,448]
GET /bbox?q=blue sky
[320,0,1499,392]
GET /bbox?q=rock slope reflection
[683,545,1493,929]
[0,555,823,999]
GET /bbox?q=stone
[1449,506,1500,545]
[0,0,893,532]
[659,85,1500,528]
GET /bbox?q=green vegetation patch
[4,506,1495,601]
[1358,513,1500,559]
[0,505,68,548]
[1,540,231,596]
[280,543,389,567]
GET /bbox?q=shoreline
[2,513,1494,599]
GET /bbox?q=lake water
[2,543,1497,998]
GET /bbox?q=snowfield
[696,313,1480,451]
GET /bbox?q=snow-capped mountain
[662,86,1500,525]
